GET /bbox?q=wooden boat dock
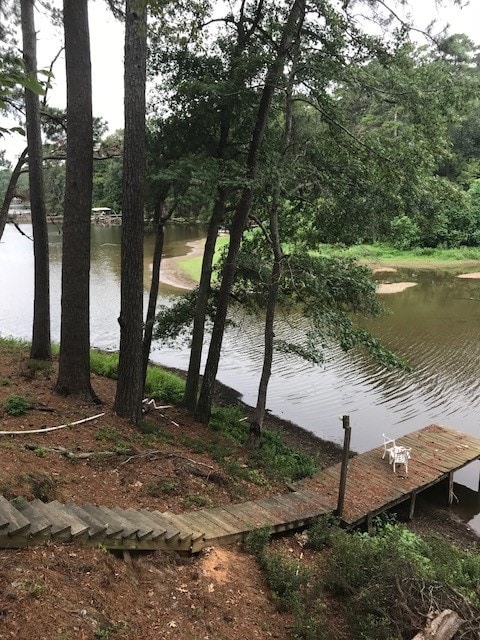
[0,424,479,553]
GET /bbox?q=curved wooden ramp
[0,491,333,554]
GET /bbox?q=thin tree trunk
[250,30,300,443]
[183,189,227,410]
[0,147,28,242]
[142,201,165,388]
[183,0,265,412]
[21,0,51,360]
[114,0,147,425]
[195,0,306,424]
[56,0,96,398]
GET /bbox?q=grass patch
[183,492,215,508]
[177,235,229,283]
[144,367,185,403]
[315,242,480,264]
[90,349,119,378]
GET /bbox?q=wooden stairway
[0,491,333,554]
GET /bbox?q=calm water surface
[1,223,479,531]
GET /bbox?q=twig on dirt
[142,398,179,427]
[0,412,105,436]
[30,404,56,413]
[118,449,163,466]
[24,443,117,460]
[118,450,215,472]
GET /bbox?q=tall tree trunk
[183,0,265,412]
[183,188,227,410]
[21,0,51,361]
[114,0,147,425]
[0,147,28,242]
[195,0,306,424]
[142,201,165,389]
[250,31,300,443]
[55,0,96,398]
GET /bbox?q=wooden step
[64,503,108,539]
[138,510,182,542]
[112,508,154,540]
[95,506,140,538]
[123,508,170,540]
[33,500,88,540]
[79,504,125,538]
[0,496,31,536]
[160,511,205,544]
[0,496,11,531]
[14,500,52,538]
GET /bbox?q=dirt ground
[0,345,477,640]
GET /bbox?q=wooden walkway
[0,424,479,553]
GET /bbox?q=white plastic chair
[390,446,411,474]
[382,434,396,459]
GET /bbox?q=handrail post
[336,415,351,519]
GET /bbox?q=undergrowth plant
[209,406,317,482]
[3,394,30,416]
[246,520,480,640]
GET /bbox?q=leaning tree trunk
[55,0,97,398]
[142,201,166,389]
[184,0,266,412]
[249,30,300,443]
[21,0,51,360]
[0,147,28,242]
[114,0,147,425]
[195,0,306,424]
[183,188,227,411]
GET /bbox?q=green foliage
[209,406,317,482]
[144,367,185,403]
[144,480,178,497]
[305,513,339,549]
[3,394,30,416]
[325,524,480,639]
[183,493,215,508]
[90,350,119,378]
[259,550,312,613]
[390,215,421,250]
[244,526,272,556]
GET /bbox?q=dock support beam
[408,491,417,520]
[336,415,351,519]
[448,471,454,506]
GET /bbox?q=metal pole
[336,414,351,519]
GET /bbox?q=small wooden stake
[336,415,351,519]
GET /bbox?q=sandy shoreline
[159,238,205,290]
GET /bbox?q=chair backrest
[382,434,396,448]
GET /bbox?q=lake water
[1,222,479,531]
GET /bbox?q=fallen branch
[25,443,118,460]
[118,450,215,474]
[0,412,105,436]
[411,609,463,640]
[30,404,56,413]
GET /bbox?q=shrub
[4,394,30,416]
[306,513,339,549]
[390,215,420,249]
